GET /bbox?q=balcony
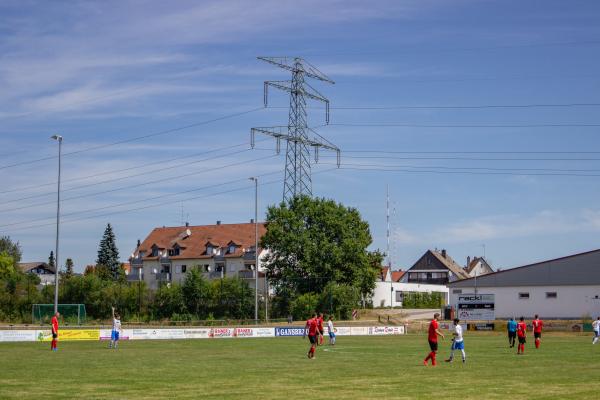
[127,270,144,282]
[209,271,224,279]
[156,272,171,282]
[238,270,255,279]
[130,257,143,267]
[407,278,448,285]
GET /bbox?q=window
[181,265,187,273]
[204,265,210,272]
[206,245,213,255]
[151,247,159,257]
[546,292,557,299]
[519,292,530,299]
[395,291,403,302]
[452,289,462,294]
[426,258,432,265]
[168,247,180,256]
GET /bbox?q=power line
[268,102,600,110]
[323,154,600,162]
[0,139,268,196]
[343,150,600,154]
[328,123,600,128]
[0,107,264,171]
[330,161,600,173]
[0,155,281,229]
[2,167,339,233]
[0,151,277,214]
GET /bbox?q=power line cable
[268,102,600,110]
[321,154,600,161]
[0,150,277,213]
[328,122,600,128]
[0,107,264,171]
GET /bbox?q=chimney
[185,222,189,227]
[441,249,447,259]
[466,256,471,267]
[216,220,221,225]
[250,218,254,224]
[136,239,141,248]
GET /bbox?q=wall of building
[371,281,449,308]
[449,285,600,319]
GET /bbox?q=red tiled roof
[135,222,267,260]
[380,266,390,281]
[391,270,405,282]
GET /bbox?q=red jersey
[428,319,439,342]
[306,318,318,336]
[317,316,324,330]
[51,316,59,333]
[517,321,527,338]
[532,319,543,333]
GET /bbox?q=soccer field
[0,333,597,399]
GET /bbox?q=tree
[0,252,16,280]
[48,251,55,271]
[96,224,121,280]
[63,258,74,280]
[182,268,210,318]
[0,236,21,265]
[261,196,380,301]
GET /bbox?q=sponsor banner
[253,327,275,337]
[211,328,234,338]
[0,330,37,342]
[458,308,495,321]
[275,327,306,337]
[368,326,405,335]
[183,329,211,339]
[329,327,352,336]
[350,326,369,336]
[457,293,495,321]
[130,329,185,340]
[457,294,494,304]
[234,328,254,337]
[467,323,495,331]
[38,329,100,341]
[99,329,131,341]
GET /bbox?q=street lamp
[51,134,63,315]
[249,177,258,324]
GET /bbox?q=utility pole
[251,57,340,202]
[249,177,259,324]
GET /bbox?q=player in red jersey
[317,313,325,345]
[516,316,527,355]
[532,314,543,349]
[51,311,60,351]
[423,313,444,366]
[304,313,319,359]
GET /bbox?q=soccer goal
[32,304,87,325]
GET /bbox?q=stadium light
[51,134,63,315]
[249,177,259,324]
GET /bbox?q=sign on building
[457,294,495,321]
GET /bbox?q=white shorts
[594,330,599,337]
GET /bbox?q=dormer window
[151,245,159,257]
[229,244,236,254]
[168,245,181,256]
[206,245,213,255]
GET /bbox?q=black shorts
[318,328,324,335]
[428,340,438,352]
[534,332,541,339]
[518,336,526,344]
[309,335,317,344]
[508,331,516,339]
[52,333,57,339]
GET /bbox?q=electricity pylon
[251,57,340,202]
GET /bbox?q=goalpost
[32,304,87,325]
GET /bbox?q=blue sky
[1,0,600,272]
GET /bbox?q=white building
[448,249,600,319]
[18,262,55,286]
[129,221,267,291]
[372,267,449,307]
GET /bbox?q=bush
[291,293,319,320]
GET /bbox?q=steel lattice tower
[251,57,340,202]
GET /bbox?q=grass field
[0,333,598,399]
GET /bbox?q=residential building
[373,266,446,307]
[129,221,267,291]
[18,262,55,285]
[464,256,494,277]
[448,249,600,319]
[401,249,470,285]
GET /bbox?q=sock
[535,339,540,348]
[424,352,432,362]
[431,352,437,366]
[448,350,454,361]
[461,349,466,361]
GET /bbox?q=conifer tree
[96,224,121,280]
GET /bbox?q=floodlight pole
[249,177,259,324]
[51,134,63,315]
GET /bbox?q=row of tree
[1,196,388,323]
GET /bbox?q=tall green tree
[261,196,380,301]
[96,224,121,280]
[182,268,210,318]
[0,236,21,265]
[63,258,74,280]
[48,251,55,270]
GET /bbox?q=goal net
[32,304,87,325]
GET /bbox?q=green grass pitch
[0,333,598,399]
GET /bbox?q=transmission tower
[251,57,340,202]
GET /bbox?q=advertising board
[99,329,131,341]
[275,326,306,337]
[350,326,369,336]
[38,329,100,341]
[211,328,234,338]
[0,330,37,342]
[457,294,495,320]
[183,329,211,339]
[368,326,405,335]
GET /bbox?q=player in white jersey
[327,316,336,345]
[592,317,600,345]
[109,306,122,349]
[445,318,466,363]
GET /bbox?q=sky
[1,0,600,272]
